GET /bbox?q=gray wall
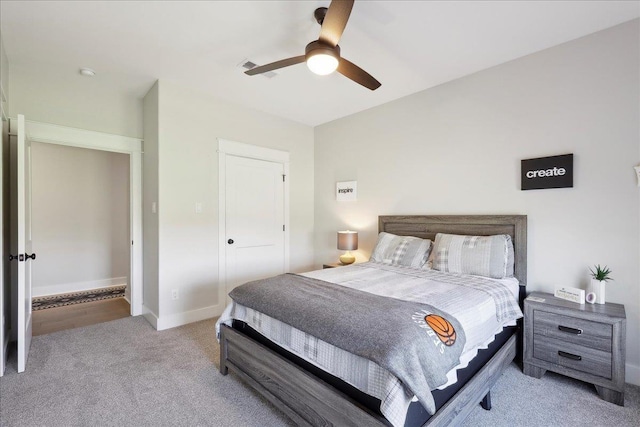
[30,142,129,296]
[143,80,315,328]
[314,20,640,384]
[142,82,160,316]
[0,29,8,373]
[9,63,142,139]
[0,31,7,116]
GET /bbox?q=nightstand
[523,292,626,405]
[323,263,348,269]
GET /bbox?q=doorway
[4,117,142,373]
[217,139,290,305]
[29,142,131,336]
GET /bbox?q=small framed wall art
[521,154,573,190]
[336,181,357,201]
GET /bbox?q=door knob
[227,239,234,244]
[25,253,36,261]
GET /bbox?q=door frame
[0,116,5,377]
[217,138,290,308]
[11,119,143,316]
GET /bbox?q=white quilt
[217,262,522,427]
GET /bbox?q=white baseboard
[142,306,158,330]
[626,362,640,386]
[155,304,223,331]
[33,277,128,297]
[1,332,8,378]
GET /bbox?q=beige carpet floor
[0,315,638,426]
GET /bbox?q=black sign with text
[521,154,573,190]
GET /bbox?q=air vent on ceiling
[239,59,277,78]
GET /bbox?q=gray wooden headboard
[378,215,527,287]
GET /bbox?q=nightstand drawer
[533,310,612,352]
[533,335,612,379]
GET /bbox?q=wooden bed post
[220,325,229,375]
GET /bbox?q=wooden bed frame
[220,215,527,426]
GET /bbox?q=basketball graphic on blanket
[425,314,456,346]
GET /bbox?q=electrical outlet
[195,202,203,214]
[171,289,179,300]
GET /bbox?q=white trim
[0,117,4,377]
[283,162,290,273]
[0,83,7,122]
[217,139,290,308]
[19,120,141,154]
[142,307,158,330]
[130,151,143,316]
[627,362,640,386]
[32,277,127,298]
[155,305,219,331]
[9,118,143,316]
[1,333,8,377]
[218,138,289,163]
[15,115,28,373]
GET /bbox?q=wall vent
[241,60,257,70]
[238,59,278,78]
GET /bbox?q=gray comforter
[228,273,467,414]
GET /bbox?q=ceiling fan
[245,0,381,91]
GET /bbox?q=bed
[218,215,527,426]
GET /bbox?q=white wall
[143,80,315,329]
[0,31,8,119]
[30,142,129,297]
[8,62,143,138]
[314,20,640,384]
[0,30,9,375]
[142,82,160,317]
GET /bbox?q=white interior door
[225,155,285,297]
[0,117,5,377]
[10,114,32,373]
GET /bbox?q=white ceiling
[1,1,639,126]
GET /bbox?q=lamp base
[339,251,355,265]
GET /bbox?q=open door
[0,115,6,377]
[9,114,32,373]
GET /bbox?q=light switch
[635,166,640,187]
[152,202,157,214]
[195,202,203,214]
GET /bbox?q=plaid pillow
[432,233,514,279]
[370,232,432,268]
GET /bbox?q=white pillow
[370,232,432,268]
[432,233,515,279]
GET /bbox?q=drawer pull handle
[558,325,582,335]
[558,351,582,361]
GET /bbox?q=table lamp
[337,230,358,265]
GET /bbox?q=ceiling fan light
[307,53,339,75]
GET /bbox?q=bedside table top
[323,262,360,268]
[526,291,626,320]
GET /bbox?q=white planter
[590,279,606,304]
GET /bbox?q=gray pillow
[370,232,432,268]
[432,233,514,279]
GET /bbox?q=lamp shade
[337,231,358,251]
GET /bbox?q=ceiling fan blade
[337,58,381,90]
[244,55,306,75]
[318,0,354,47]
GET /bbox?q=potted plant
[589,264,613,304]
